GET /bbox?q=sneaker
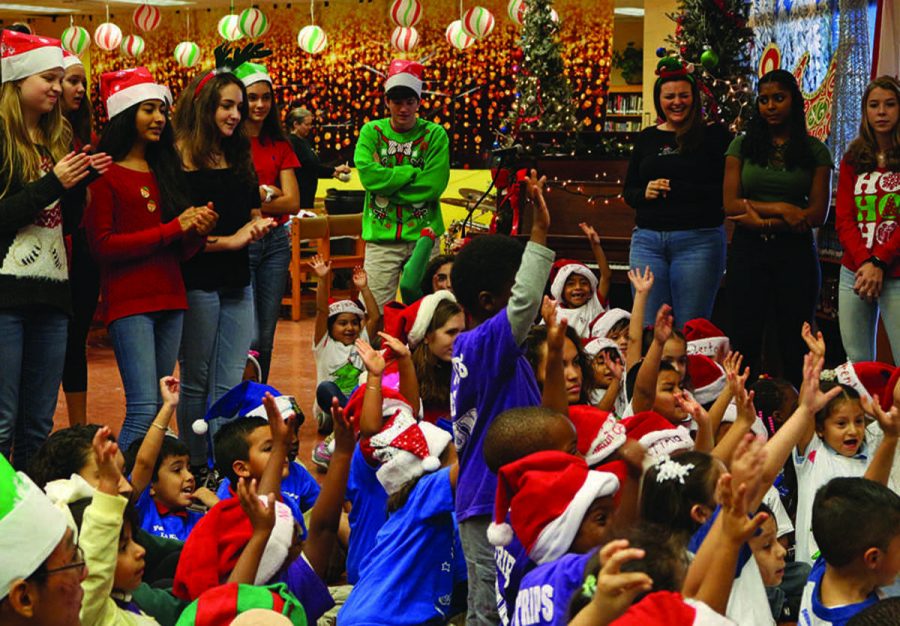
[312,434,335,471]
[317,408,333,435]
[243,351,262,382]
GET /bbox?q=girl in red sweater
[835,76,900,364]
[85,67,217,452]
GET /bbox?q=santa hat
[610,591,734,625]
[883,367,900,412]
[175,583,307,626]
[549,259,599,302]
[384,59,424,97]
[567,405,626,466]
[828,360,896,403]
[0,454,68,600]
[101,66,172,121]
[590,308,631,339]
[407,291,458,349]
[683,318,730,359]
[234,61,271,88]
[0,30,63,84]
[719,402,768,440]
[583,337,624,362]
[328,298,365,320]
[62,50,82,70]
[173,496,295,601]
[687,354,726,405]
[344,383,416,435]
[621,411,694,458]
[488,450,620,564]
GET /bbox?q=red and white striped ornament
[390,26,419,52]
[445,20,475,50]
[217,14,243,42]
[61,25,91,55]
[297,25,327,54]
[389,0,422,28]
[94,22,122,52]
[121,34,145,58]
[507,0,526,26]
[132,4,161,32]
[174,41,201,68]
[239,7,269,38]
[462,6,495,40]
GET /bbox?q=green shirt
[354,117,450,243]
[725,134,833,208]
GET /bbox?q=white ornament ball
[462,6,495,40]
[390,26,419,52]
[192,420,209,436]
[217,14,243,42]
[61,25,91,55]
[239,7,268,39]
[132,3,161,32]
[121,34,145,58]
[297,25,328,54]
[338,172,351,182]
[507,0,526,26]
[174,41,201,68]
[94,22,122,52]
[445,20,475,50]
[389,0,422,28]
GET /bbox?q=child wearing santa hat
[584,337,627,416]
[683,318,730,363]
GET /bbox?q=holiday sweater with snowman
[0,140,72,314]
[835,157,900,278]
[354,117,450,243]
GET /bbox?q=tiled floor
[53,317,325,475]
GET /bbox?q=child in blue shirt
[450,169,554,624]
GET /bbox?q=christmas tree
[503,0,577,135]
[666,0,755,128]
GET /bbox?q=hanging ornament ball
[94,22,122,52]
[511,47,524,62]
[390,26,419,52]
[174,41,201,68]
[462,6,495,40]
[389,0,422,28]
[445,20,475,50]
[132,4,161,32]
[700,49,720,70]
[656,47,666,58]
[217,14,243,42]
[239,7,268,38]
[61,25,91,56]
[297,25,328,54]
[507,0,526,26]
[121,34,145,58]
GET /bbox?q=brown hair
[63,65,92,148]
[653,76,705,153]
[845,75,900,173]
[411,298,464,409]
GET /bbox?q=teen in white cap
[0,29,111,469]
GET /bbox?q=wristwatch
[866,256,888,271]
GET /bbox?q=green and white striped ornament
[61,25,91,55]
[239,7,269,38]
[174,41,200,68]
[217,14,243,42]
[297,25,327,54]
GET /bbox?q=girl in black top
[623,57,732,327]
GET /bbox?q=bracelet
[150,422,167,432]
[581,574,597,599]
[867,256,888,272]
[366,385,380,391]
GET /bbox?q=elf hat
[328,298,365,320]
[101,67,172,121]
[62,50,82,70]
[175,583,307,626]
[621,411,694,458]
[362,411,451,495]
[883,367,900,412]
[487,450,620,564]
[549,259,598,302]
[0,454,68,600]
[719,402,768,440]
[567,405,626,466]
[610,591,733,625]
[583,337,624,362]
[828,360,896,403]
[345,384,416,437]
[687,354,726,405]
[234,61,271,88]
[384,59,424,97]
[173,496,295,601]
[0,30,63,84]
[590,308,631,339]
[683,318,730,359]
[408,291,458,349]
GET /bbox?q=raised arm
[259,394,294,498]
[309,254,332,345]
[355,339,387,438]
[129,376,179,498]
[862,396,900,486]
[626,267,653,369]
[579,222,612,302]
[378,331,420,414]
[227,478,275,585]
[540,297,570,416]
[353,266,381,339]
[630,305,673,413]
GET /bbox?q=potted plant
[612,41,643,85]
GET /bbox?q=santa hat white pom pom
[192,419,209,435]
[487,521,514,547]
[422,455,440,472]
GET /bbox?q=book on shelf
[606,93,643,116]
[605,120,643,132]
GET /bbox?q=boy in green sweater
[354,59,450,310]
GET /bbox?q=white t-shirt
[762,485,794,538]
[313,329,369,413]
[589,384,628,417]
[793,437,870,565]
[864,420,900,493]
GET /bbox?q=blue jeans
[0,307,68,470]
[249,224,291,383]
[109,310,184,452]
[177,286,254,465]
[629,226,726,327]
[459,516,500,626]
[838,265,900,364]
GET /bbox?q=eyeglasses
[44,545,86,577]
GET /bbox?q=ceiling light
[614,7,645,16]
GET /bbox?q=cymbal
[441,197,497,211]
[459,188,493,202]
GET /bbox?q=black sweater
[289,134,334,209]
[623,124,732,231]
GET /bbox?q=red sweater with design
[835,157,900,278]
[85,164,204,325]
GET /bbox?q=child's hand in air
[578,222,601,245]
[352,266,368,290]
[308,254,331,278]
[717,472,769,546]
[728,434,766,512]
[587,539,653,620]
[331,398,356,456]
[542,296,569,354]
[862,395,900,439]
[627,266,654,295]
[652,304,674,345]
[801,322,826,361]
[160,375,180,408]
[262,392,295,448]
[237,477,276,537]
[378,331,411,361]
[356,338,386,376]
[92,426,123,496]
[797,353,842,414]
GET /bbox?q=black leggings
[62,229,100,393]
[726,227,820,389]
